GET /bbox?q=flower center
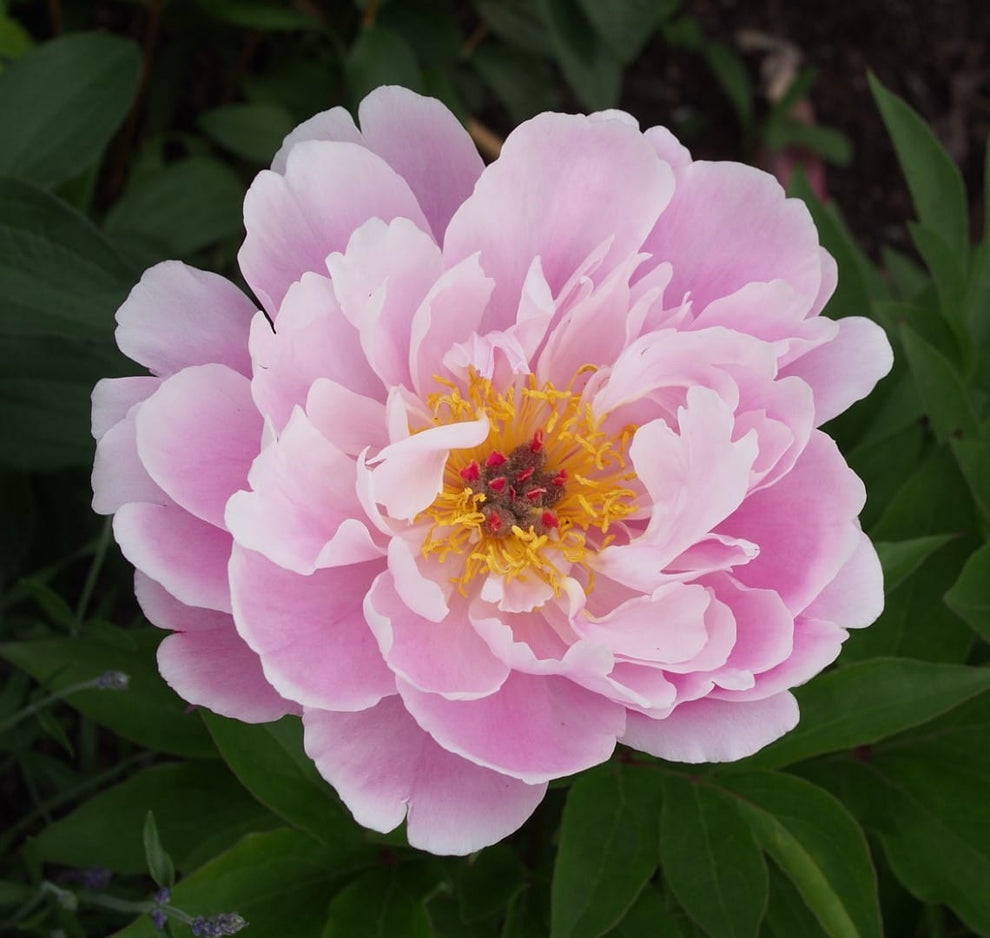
[419,368,638,596]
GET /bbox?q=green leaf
[456,843,525,923]
[660,775,768,938]
[881,246,929,302]
[765,117,852,166]
[719,773,881,938]
[199,103,295,165]
[322,867,434,938]
[472,41,559,123]
[475,0,553,57]
[761,866,829,938]
[950,429,990,523]
[111,829,350,938]
[869,73,968,263]
[874,535,955,593]
[550,764,661,938]
[539,0,621,111]
[0,629,214,758]
[195,0,321,30]
[201,711,368,851]
[704,41,754,131]
[573,0,673,64]
[945,541,990,641]
[740,659,990,770]
[30,762,278,875]
[105,157,245,257]
[908,224,970,358]
[613,885,687,938]
[0,176,136,340]
[0,11,33,65]
[143,810,176,888]
[346,26,423,107]
[828,693,990,937]
[0,33,141,187]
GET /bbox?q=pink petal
[780,316,893,425]
[306,378,387,457]
[640,161,823,311]
[621,691,799,763]
[801,531,883,629]
[444,112,674,329]
[365,573,510,700]
[134,571,231,632]
[239,141,430,315]
[719,431,865,615]
[398,672,625,783]
[91,376,160,440]
[325,217,444,389]
[158,626,296,723]
[113,503,233,612]
[229,546,392,711]
[706,574,794,676]
[644,125,692,168]
[249,274,382,433]
[303,698,547,855]
[271,107,362,174]
[225,408,381,575]
[369,415,490,521]
[115,261,255,378]
[358,86,485,242]
[136,365,261,529]
[92,408,165,515]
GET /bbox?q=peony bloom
[92,87,892,855]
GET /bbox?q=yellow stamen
[417,368,638,597]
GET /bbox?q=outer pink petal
[398,672,625,784]
[303,698,547,855]
[358,86,485,243]
[92,409,165,515]
[444,112,674,329]
[239,141,430,315]
[801,531,883,629]
[115,261,255,378]
[365,573,510,700]
[780,316,893,425]
[720,431,864,615]
[306,378,387,457]
[113,503,233,612]
[270,106,362,174]
[229,546,392,711]
[136,365,261,529]
[225,408,382,575]
[621,691,799,763]
[249,274,382,433]
[640,161,823,312]
[158,626,296,723]
[134,571,230,632]
[91,376,160,440]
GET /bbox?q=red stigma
[541,511,559,529]
[552,470,568,486]
[460,461,480,482]
[488,512,502,533]
[531,430,544,453]
[526,487,547,501]
[517,466,535,483]
[489,476,507,493]
[486,450,507,468]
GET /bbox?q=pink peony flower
[92,87,892,855]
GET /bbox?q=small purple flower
[80,867,113,890]
[154,887,171,904]
[191,913,247,936]
[151,908,167,930]
[96,670,129,690]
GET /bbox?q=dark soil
[620,0,990,259]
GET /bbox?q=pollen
[419,368,638,596]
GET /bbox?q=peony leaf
[907,222,971,363]
[761,866,829,938]
[455,843,526,924]
[739,658,990,770]
[874,534,955,593]
[0,33,140,188]
[199,103,295,165]
[718,772,881,938]
[660,775,767,938]
[142,811,176,889]
[944,541,990,642]
[322,867,434,938]
[0,629,213,758]
[574,0,673,64]
[346,26,424,107]
[110,829,346,938]
[201,711,368,852]
[471,41,560,124]
[27,763,277,875]
[613,885,689,938]
[869,73,969,264]
[550,763,661,938]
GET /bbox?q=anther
[486,451,507,468]
[460,461,480,482]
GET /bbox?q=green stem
[75,517,112,630]
[0,677,106,734]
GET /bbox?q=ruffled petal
[801,531,883,629]
[115,261,255,378]
[229,546,392,711]
[303,697,547,855]
[91,376,160,440]
[621,690,799,762]
[92,409,164,515]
